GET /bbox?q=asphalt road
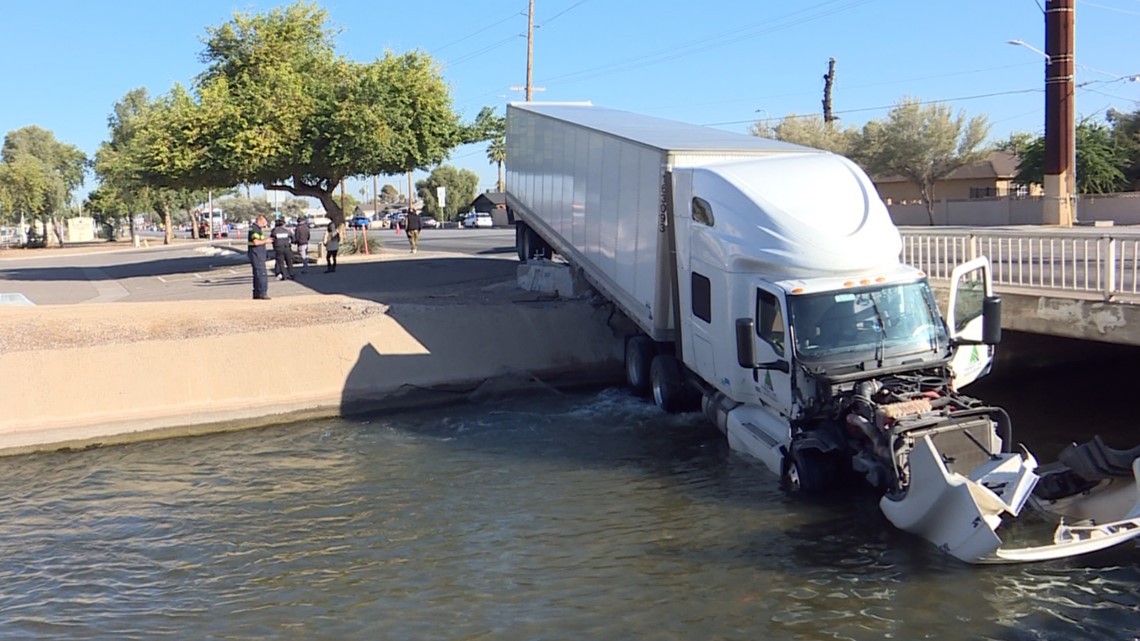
[0,228,519,305]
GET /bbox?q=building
[873,151,1040,206]
[470,191,508,227]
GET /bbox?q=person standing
[322,222,340,273]
[271,218,296,281]
[294,218,311,273]
[247,215,272,300]
[405,209,423,254]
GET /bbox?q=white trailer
[505,103,1140,564]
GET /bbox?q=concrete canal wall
[0,294,624,456]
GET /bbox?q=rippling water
[1,387,1137,640]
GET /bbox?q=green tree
[1014,120,1129,194]
[860,98,991,225]
[132,2,470,228]
[487,136,506,192]
[217,197,273,221]
[281,198,309,218]
[994,131,1037,155]
[380,184,400,203]
[749,114,861,157]
[416,165,479,221]
[0,126,86,246]
[1107,108,1140,189]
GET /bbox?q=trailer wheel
[625,336,656,397]
[783,448,832,494]
[650,354,699,413]
[517,224,551,262]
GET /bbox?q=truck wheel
[650,354,699,413]
[625,336,655,397]
[783,449,832,494]
[518,225,551,262]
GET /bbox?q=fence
[900,227,1140,302]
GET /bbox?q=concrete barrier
[0,295,624,455]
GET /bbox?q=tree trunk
[155,199,173,245]
[921,182,937,226]
[497,161,504,192]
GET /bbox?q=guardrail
[900,227,1140,302]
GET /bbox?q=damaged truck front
[506,103,1140,563]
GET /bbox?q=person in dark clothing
[247,215,272,299]
[293,219,311,273]
[271,219,296,280]
[404,210,423,254]
[322,222,340,273]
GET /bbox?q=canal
[1,336,1137,640]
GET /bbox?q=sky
[1,0,1138,207]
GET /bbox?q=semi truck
[504,102,1140,564]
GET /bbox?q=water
[0,385,1137,640]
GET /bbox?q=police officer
[271,218,296,281]
[248,214,272,299]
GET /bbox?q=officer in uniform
[270,218,296,280]
[248,214,272,299]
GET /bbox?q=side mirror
[735,318,756,368]
[983,296,1002,345]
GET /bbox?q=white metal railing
[900,227,1140,302]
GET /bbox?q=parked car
[349,215,372,229]
[420,216,439,229]
[467,211,494,228]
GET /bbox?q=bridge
[901,226,1140,346]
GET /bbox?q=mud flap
[880,436,1140,564]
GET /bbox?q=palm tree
[487,136,506,192]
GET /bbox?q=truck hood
[880,436,1140,564]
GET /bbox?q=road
[0,228,518,305]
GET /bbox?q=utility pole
[1045,0,1075,226]
[526,0,535,101]
[822,58,836,125]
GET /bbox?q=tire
[625,335,656,397]
[783,448,833,494]
[517,223,551,262]
[650,354,699,413]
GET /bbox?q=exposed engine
[797,372,1011,495]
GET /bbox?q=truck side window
[691,197,714,227]
[756,290,785,356]
[691,273,712,323]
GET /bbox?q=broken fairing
[880,435,1140,564]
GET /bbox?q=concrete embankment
[0,294,624,456]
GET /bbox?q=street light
[1008,39,1051,63]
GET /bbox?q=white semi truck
[504,103,1140,564]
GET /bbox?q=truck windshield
[788,282,947,363]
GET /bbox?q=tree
[749,114,861,157]
[132,2,470,228]
[860,98,990,225]
[416,165,478,221]
[995,131,1036,155]
[487,136,506,192]
[217,197,273,221]
[281,198,309,218]
[380,184,400,203]
[0,126,86,246]
[1014,119,1129,194]
[1107,108,1140,189]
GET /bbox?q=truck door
[751,285,794,417]
[947,257,997,389]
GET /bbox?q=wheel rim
[652,377,665,407]
[786,462,801,490]
[627,356,641,387]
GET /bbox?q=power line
[536,0,876,87]
[446,35,522,67]
[539,0,590,27]
[701,87,1045,127]
[429,7,526,55]
[1078,0,1140,15]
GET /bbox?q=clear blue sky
[2,0,1138,206]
